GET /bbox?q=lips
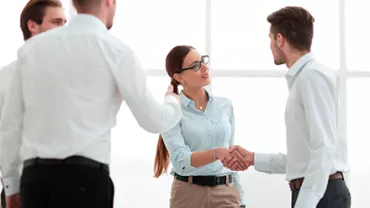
[202,74,209,79]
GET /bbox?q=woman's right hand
[214,147,230,160]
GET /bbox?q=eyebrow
[51,18,67,23]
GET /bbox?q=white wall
[1,0,369,207]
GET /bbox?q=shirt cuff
[253,153,271,173]
[2,176,20,196]
[240,197,246,206]
[182,151,194,170]
[293,189,321,208]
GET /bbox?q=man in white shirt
[0,0,67,207]
[0,0,181,207]
[222,6,351,208]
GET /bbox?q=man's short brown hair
[267,6,315,51]
[72,0,101,11]
[20,0,63,40]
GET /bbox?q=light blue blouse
[161,90,245,205]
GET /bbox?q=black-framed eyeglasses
[177,55,209,73]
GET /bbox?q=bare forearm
[190,149,216,168]
[191,148,226,168]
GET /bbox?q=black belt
[23,155,109,173]
[289,171,344,191]
[174,173,232,187]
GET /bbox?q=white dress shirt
[0,14,182,196]
[0,61,17,120]
[254,53,348,208]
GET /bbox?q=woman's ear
[173,73,182,84]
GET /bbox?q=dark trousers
[1,188,5,207]
[20,160,114,208]
[292,179,351,208]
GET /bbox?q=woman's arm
[161,122,229,175]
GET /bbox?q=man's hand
[6,193,20,208]
[215,148,245,171]
[222,145,255,171]
[165,85,180,103]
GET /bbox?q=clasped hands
[216,145,255,171]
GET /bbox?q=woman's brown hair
[153,45,195,178]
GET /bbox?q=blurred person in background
[0,0,66,207]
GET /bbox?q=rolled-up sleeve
[161,122,196,175]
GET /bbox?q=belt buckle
[211,176,219,187]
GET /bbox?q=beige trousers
[170,176,241,208]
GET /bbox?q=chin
[203,79,211,86]
[274,59,285,65]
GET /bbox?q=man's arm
[113,49,181,134]
[0,94,3,120]
[253,152,287,174]
[0,63,24,196]
[293,69,338,208]
[223,147,287,173]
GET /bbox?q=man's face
[269,32,286,66]
[33,6,67,35]
[106,0,117,30]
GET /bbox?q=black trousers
[292,179,351,208]
[1,188,5,207]
[20,161,114,208]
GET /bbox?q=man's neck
[286,51,310,69]
[77,11,107,26]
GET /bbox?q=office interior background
[1,0,369,207]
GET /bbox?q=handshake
[215,145,255,171]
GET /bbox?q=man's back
[17,14,160,164]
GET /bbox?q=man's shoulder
[17,27,65,58]
[0,61,17,92]
[0,61,17,76]
[300,60,337,84]
[98,32,133,54]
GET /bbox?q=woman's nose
[200,63,208,72]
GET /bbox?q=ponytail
[154,79,179,178]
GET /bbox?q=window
[210,0,340,70]
[347,78,370,207]
[212,77,290,207]
[111,76,175,207]
[110,0,206,69]
[211,77,288,152]
[344,0,370,71]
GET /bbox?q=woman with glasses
[153,45,246,208]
